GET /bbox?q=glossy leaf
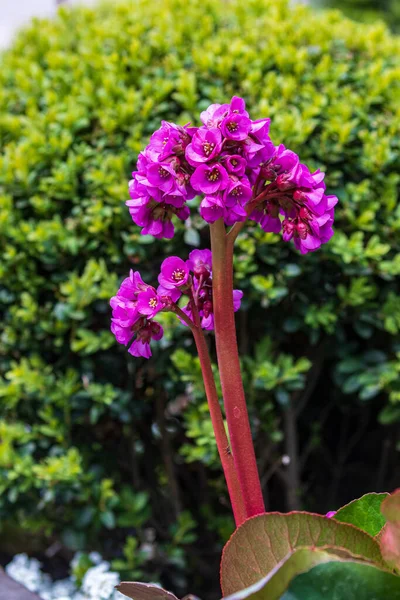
[334,492,388,536]
[222,549,338,600]
[220,512,383,596]
[280,561,400,599]
[380,489,400,571]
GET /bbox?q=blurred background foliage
[0,0,399,597]
[313,0,400,32]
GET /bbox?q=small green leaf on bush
[117,582,179,600]
[380,489,400,571]
[280,561,400,599]
[334,493,388,536]
[220,512,383,596]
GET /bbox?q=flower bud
[276,173,294,191]
[203,300,213,317]
[194,264,210,279]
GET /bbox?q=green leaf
[100,510,116,529]
[280,561,400,599]
[220,512,384,596]
[334,493,388,536]
[221,549,339,600]
[117,582,179,600]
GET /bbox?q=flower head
[249,145,337,253]
[110,248,244,359]
[126,96,337,251]
[110,271,166,358]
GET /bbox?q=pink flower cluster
[110,271,165,359]
[110,250,243,358]
[126,123,195,238]
[126,96,337,254]
[173,249,243,331]
[250,145,337,254]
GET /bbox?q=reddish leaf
[220,512,384,596]
[380,489,400,571]
[221,548,337,600]
[117,582,179,600]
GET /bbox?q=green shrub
[0,0,399,595]
[314,0,400,32]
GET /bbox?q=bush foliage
[0,0,399,595]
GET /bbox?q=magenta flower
[127,196,189,239]
[223,202,247,227]
[229,96,249,117]
[110,271,167,359]
[221,113,251,141]
[147,121,180,160]
[233,289,243,311]
[224,180,252,208]
[187,249,212,277]
[223,154,247,176]
[326,511,337,519]
[158,257,190,289]
[111,321,135,346]
[136,287,164,318]
[109,270,150,329]
[146,162,177,193]
[157,284,182,304]
[129,320,164,359]
[250,203,282,234]
[199,195,224,223]
[185,127,222,166]
[200,103,229,128]
[191,163,229,194]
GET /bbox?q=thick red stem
[210,219,265,518]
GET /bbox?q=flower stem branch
[210,219,265,518]
[191,326,247,526]
[173,302,246,525]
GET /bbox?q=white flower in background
[5,552,125,600]
[88,552,103,565]
[5,554,44,593]
[50,579,77,598]
[82,562,119,600]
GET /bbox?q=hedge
[0,0,399,596]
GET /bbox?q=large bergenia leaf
[220,512,384,596]
[334,492,388,536]
[221,549,339,600]
[280,560,400,599]
[380,489,400,572]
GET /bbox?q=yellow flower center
[203,142,215,156]
[158,167,169,178]
[173,269,185,281]
[207,168,220,182]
